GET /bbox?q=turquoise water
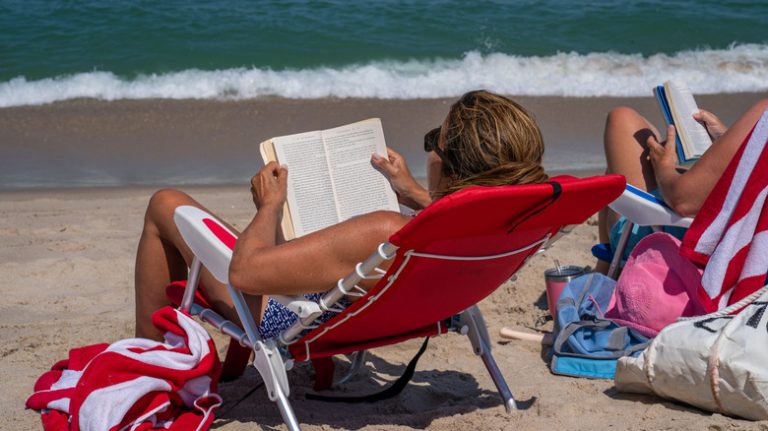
[1,0,767,105]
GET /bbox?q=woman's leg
[595,107,660,272]
[134,188,264,340]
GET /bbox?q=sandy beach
[2,93,768,429]
[2,183,766,430]
[4,0,768,428]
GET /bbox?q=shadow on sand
[213,351,535,429]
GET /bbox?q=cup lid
[545,265,585,278]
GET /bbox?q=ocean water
[1,0,767,107]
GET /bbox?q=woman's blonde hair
[434,90,548,198]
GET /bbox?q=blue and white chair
[596,184,693,278]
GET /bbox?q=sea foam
[1,44,767,108]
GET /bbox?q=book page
[272,131,338,238]
[664,81,712,158]
[322,119,399,221]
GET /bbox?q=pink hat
[605,232,707,338]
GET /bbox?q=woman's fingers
[646,125,677,168]
[694,109,722,126]
[693,109,727,139]
[667,125,677,152]
[371,152,396,175]
[275,164,288,185]
[250,162,288,209]
[645,132,661,153]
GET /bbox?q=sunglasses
[423,127,441,153]
[423,126,453,173]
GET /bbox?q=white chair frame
[606,184,693,278]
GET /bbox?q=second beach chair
[168,174,625,430]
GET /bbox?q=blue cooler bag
[550,272,650,379]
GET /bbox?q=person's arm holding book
[646,103,767,217]
[230,162,288,276]
[371,148,432,210]
[229,162,409,296]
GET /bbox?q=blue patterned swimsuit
[257,293,346,340]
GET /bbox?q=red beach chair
[169,174,625,430]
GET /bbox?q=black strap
[506,181,563,234]
[306,337,430,403]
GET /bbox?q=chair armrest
[271,295,323,319]
[173,205,237,284]
[608,185,692,228]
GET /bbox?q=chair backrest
[289,175,626,362]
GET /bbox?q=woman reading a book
[134,90,549,340]
[596,98,768,271]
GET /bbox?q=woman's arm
[372,148,431,210]
[229,162,411,296]
[647,100,768,217]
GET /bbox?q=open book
[653,80,713,165]
[259,118,399,240]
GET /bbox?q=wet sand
[1,93,764,188]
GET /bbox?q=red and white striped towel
[26,306,222,431]
[680,109,768,312]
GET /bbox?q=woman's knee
[606,106,642,126]
[604,106,657,150]
[144,188,195,226]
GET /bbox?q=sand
[3,92,767,429]
[2,185,766,430]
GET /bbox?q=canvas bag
[551,272,650,379]
[615,285,768,420]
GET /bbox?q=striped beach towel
[680,109,768,312]
[25,307,222,431]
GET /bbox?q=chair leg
[335,350,367,386]
[188,303,302,429]
[250,338,301,428]
[459,306,517,412]
[274,383,301,431]
[607,220,633,279]
[477,335,517,412]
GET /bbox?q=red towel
[680,110,768,312]
[26,307,222,430]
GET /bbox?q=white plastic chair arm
[608,185,693,228]
[173,205,236,284]
[271,295,323,319]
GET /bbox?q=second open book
[259,118,399,241]
[653,80,713,165]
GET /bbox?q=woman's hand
[693,109,727,141]
[646,125,679,173]
[250,161,288,211]
[371,148,430,209]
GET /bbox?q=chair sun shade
[170,174,625,431]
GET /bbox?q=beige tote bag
[615,286,768,420]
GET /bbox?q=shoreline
[1,93,764,189]
[0,166,606,194]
